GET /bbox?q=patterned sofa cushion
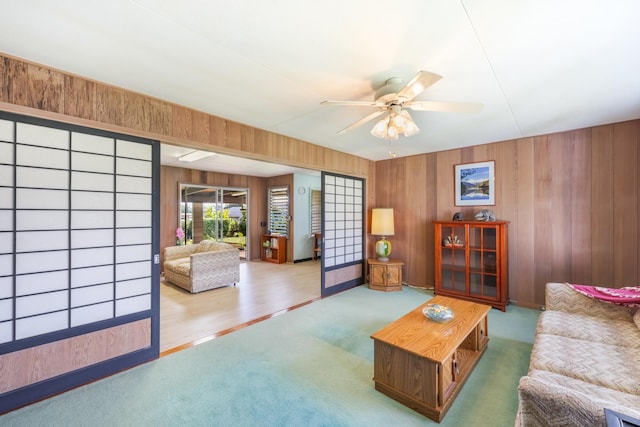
[635,309,640,330]
[537,310,640,348]
[528,370,640,413]
[529,333,640,395]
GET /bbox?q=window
[268,186,289,236]
[310,189,321,234]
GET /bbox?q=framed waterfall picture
[454,160,495,206]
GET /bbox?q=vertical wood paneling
[515,138,536,306]
[191,110,210,144]
[533,136,553,302]
[26,64,64,113]
[550,133,573,282]
[225,120,243,150]
[493,141,518,301]
[95,83,124,126]
[64,75,96,120]
[612,121,638,285]
[4,57,29,106]
[0,57,8,101]
[591,125,615,285]
[172,105,193,141]
[209,115,227,146]
[569,129,592,284]
[435,150,461,220]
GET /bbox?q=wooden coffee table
[370,295,490,422]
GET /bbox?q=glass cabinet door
[439,225,466,293]
[469,226,498,298]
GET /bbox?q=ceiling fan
[321,70,482,140]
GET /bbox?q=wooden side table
[368,258,403,292]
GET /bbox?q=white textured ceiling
[1,0,639,176]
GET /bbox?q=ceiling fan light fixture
[371,117,390,138]
[370,110,419,140]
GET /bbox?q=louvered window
[268,186,289,236]
[310,189,321,234]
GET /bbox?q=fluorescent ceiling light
[178,150,215,162]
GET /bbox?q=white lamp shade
[371,208,395,236]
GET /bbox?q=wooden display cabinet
[368,259,403,292]
[261,234,286,264]
[434,221,509,311]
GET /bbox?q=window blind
[268,186,289,236]
[310,189,321,234]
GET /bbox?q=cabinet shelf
[435,221,509,311]
[261,234,286,264]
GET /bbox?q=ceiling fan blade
[321,100,384,108]
[406,100,483,113]
[397,71,442,101]
[337,111,386,134]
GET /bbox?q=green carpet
[0,285,539,427]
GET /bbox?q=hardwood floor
[160,260,321,354]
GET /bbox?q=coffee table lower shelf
[371,296,490,422]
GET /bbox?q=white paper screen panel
[322,175,364,268]
[16,270,69,296]
[0,168,13,192]
[71,191,114,210]
[0,116,155,344]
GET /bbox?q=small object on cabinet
[443,235,463,247]
[474,209,496,221]
[452,212,464,221]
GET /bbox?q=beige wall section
[376,121,640,309]
[0,319,151,394]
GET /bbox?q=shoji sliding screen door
[0,112,160,412]
[320,172,365,297]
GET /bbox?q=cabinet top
[368,258,404,265]
[434,220,509,225]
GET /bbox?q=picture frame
[454,160,495,206]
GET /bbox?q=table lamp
[371,208,395,261]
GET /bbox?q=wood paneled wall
[376,120,640,308]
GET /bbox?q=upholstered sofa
[516,282,640,426]
[163,240,240,293]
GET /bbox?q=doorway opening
[179,184,248,260]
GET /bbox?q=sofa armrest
[164,245,195,261]
[545,282,635,320]
[517,376,640,427]
[189,246,240,292]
